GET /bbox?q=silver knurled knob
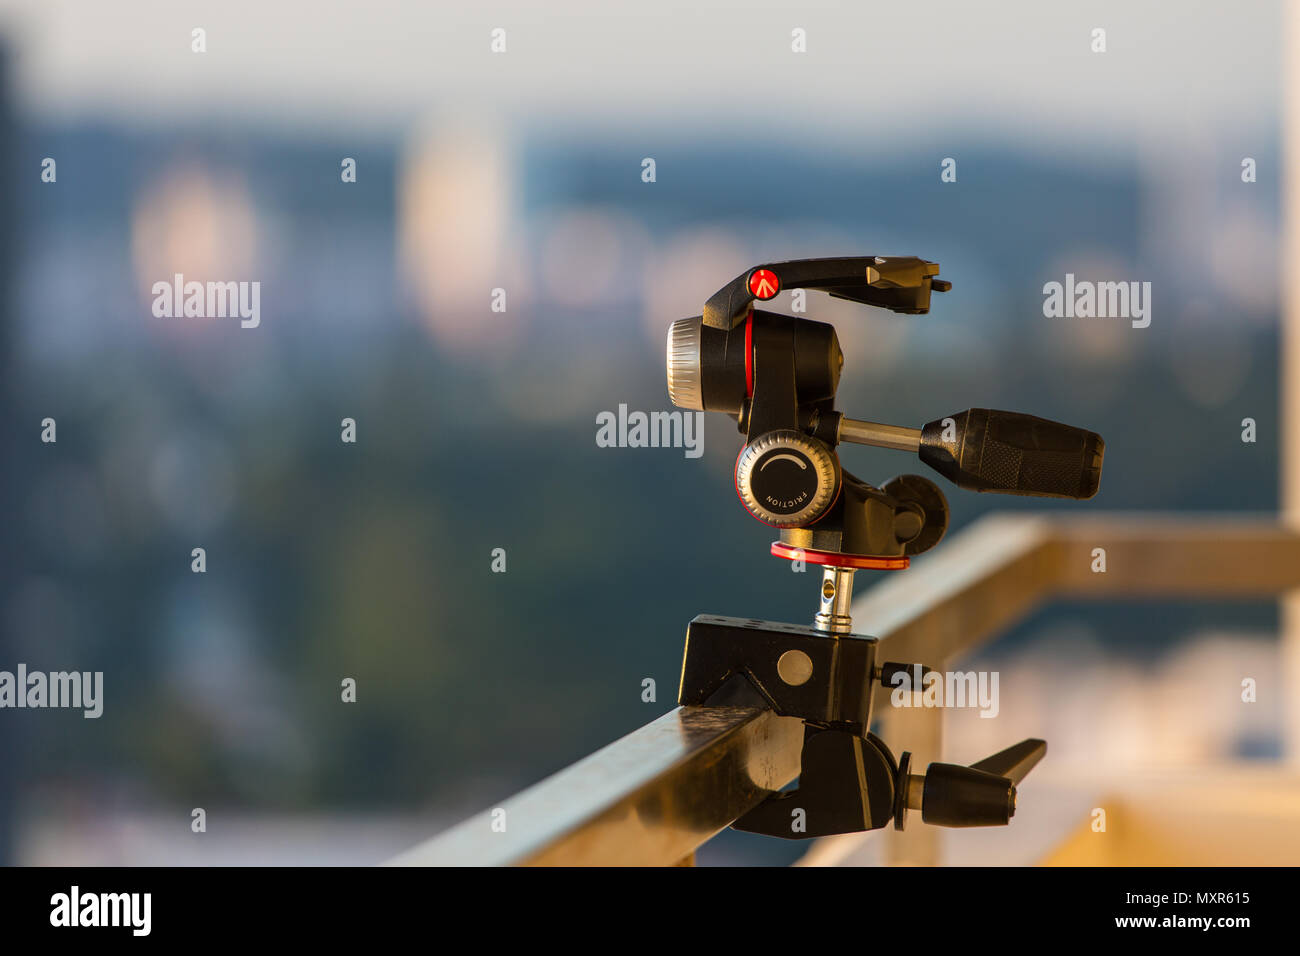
[666,318,704,411]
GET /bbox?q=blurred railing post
[1284,0,1300,764]
[876,705,942,865]
[0,40,16,864]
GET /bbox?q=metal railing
[392,512,1300,866]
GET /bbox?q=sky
[0,0,1283,152]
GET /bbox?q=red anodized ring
[769,542,910,570]
[744,310,754,398]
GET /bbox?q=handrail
[391,513,1300,866]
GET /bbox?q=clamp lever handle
[895,738,1047,830]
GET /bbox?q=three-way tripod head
[666,255,1104,568]
[666,256,1106,841]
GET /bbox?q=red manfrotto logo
[748,269,779,300]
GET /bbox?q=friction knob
[735,430,841,527]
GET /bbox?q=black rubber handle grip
[919,408,1104,499]
[921,764,1016,827]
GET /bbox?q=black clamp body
[678,615,879,733]
[677,614,899,837]
[677,614,1046,839]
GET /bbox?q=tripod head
[668,257,1101,839]
[667,256,1104,567]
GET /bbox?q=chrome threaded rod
[814,565,856,634]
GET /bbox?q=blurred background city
[0,1,1287,865]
